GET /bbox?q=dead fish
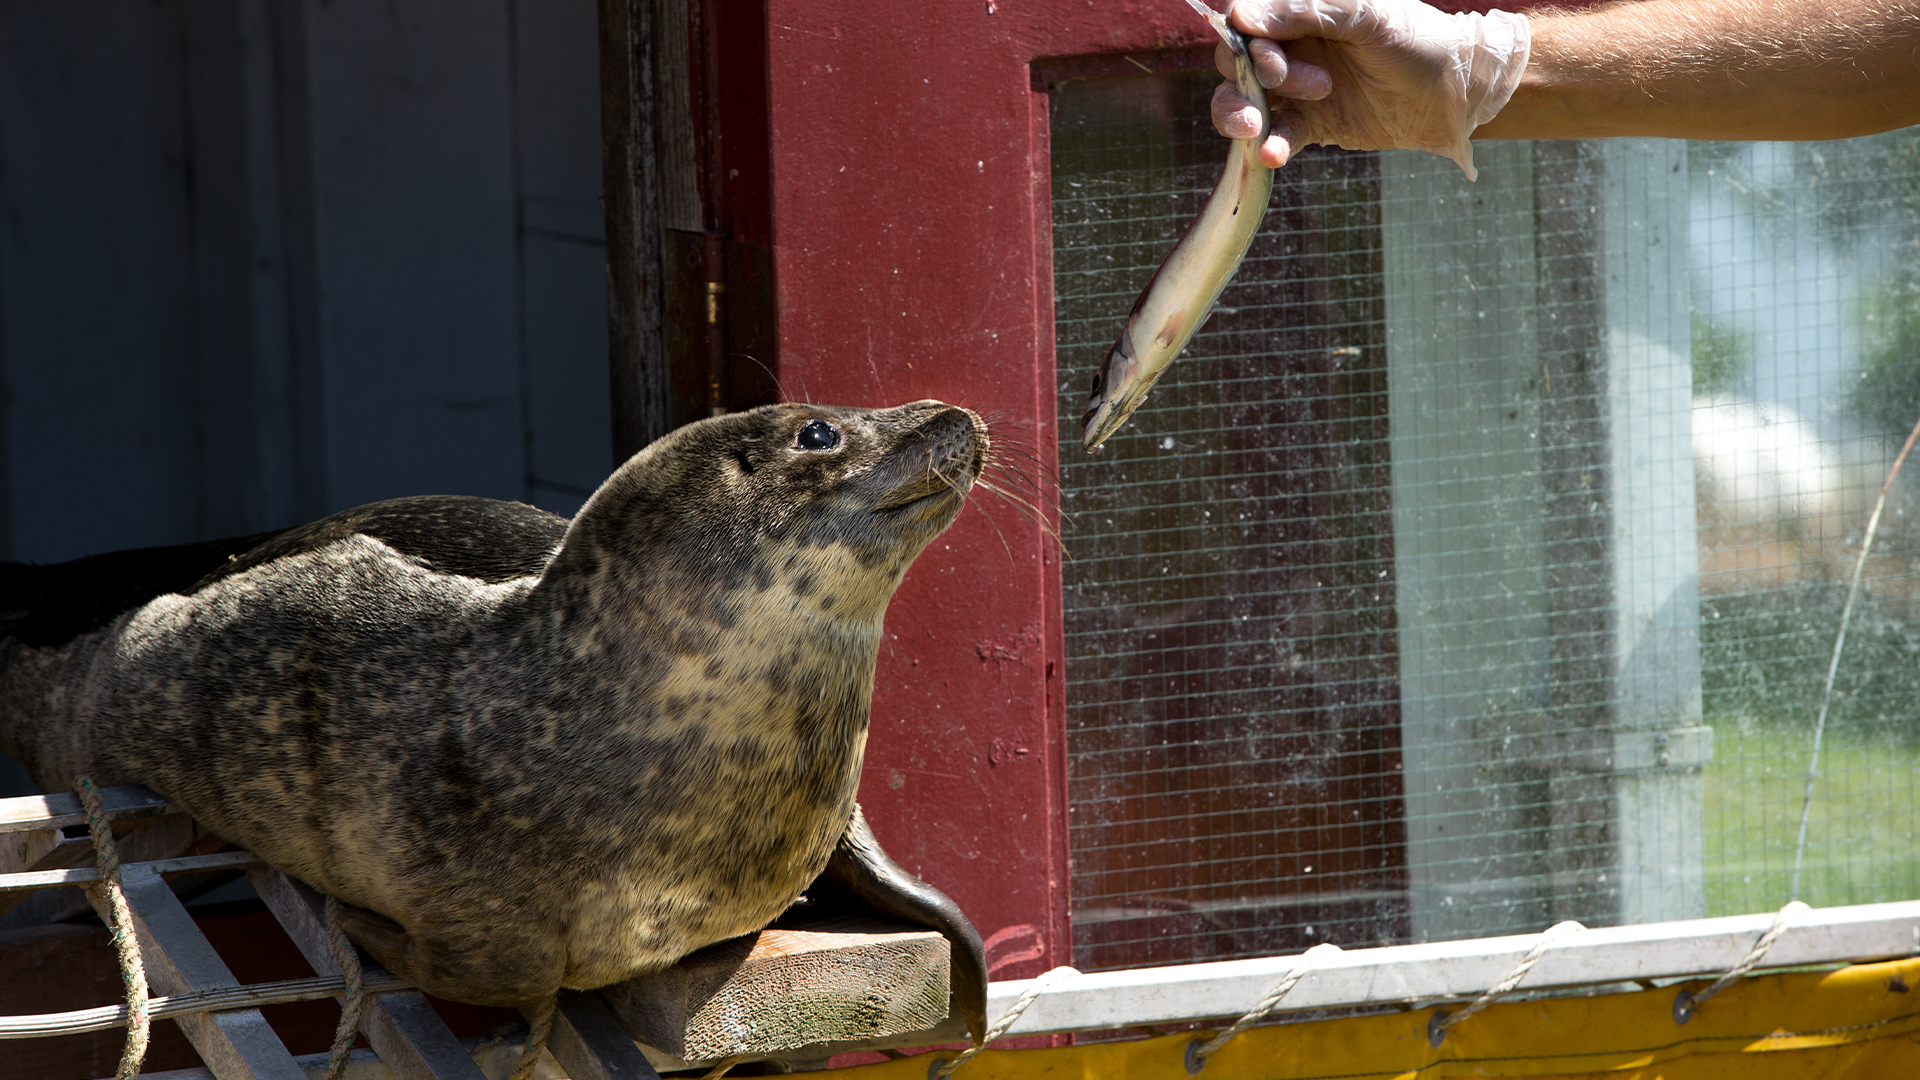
[1080,0,1273,453]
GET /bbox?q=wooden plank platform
[0,786,174,833]
[1,787,966,1079]
[95,867,308,1080]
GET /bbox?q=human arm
[1479,0,1920,142]
[1213,0,1920,174]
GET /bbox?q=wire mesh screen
[1052,73,1405,971]
[1050,69,1920,974]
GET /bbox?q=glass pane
[1051,68,1920,973]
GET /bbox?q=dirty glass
[1690,138,1920,914]
[1050,69,1920,973]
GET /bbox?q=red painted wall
[756,1,1212,982]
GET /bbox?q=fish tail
[1185,0,1247,54]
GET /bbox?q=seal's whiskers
[971,434,1067,553]
[930,462,1018,566]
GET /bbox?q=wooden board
[0,786,173,833]
[88,868,307,1080]
[978,899,1920,1037]
[600,916,952,1066]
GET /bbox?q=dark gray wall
[0,0,609,798]
[0,0,610,568]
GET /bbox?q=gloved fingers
[1229,0,1372,44]
[1211,78,1265,141]
[1261,110,1307,168]
[1251,37,1332,97]
[1212,77,1308,167]
[1214,37,1238,80]
[1214,38,1332,113]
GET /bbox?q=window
[1051,69,1920,971]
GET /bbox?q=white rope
[1792,413,1920,898]
[76,776,150,1080]
[932,965,1080,1076]
[320,895,368,1080]
[1428,920,1586,1045]
[506,994,557,1080]
[1186,942,1342,1069]
[1673,900,1808,1024]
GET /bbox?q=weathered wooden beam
[600,917,952,1067]
[533,991,660,1080]
[251,868,488,1080]
[980,898,1920,1037]
[0,785,173,833]
[600,0,672,457]
[93,866,307,1080]
[3,850,257,894]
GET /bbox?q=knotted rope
[1428,920,1586,1046]
[1673,900,1808,1024]
[1185,941,1342,1072]
[931,965,1080,1077]
[507,993,557,1080]
[320,895,367,1080]
[76,776,150,1080]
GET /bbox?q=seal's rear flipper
[802,804,988,1042]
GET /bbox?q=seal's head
[552,399,989,627]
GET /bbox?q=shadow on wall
[0,0,612,569]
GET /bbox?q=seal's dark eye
[796,419,840,451]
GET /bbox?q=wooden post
[599,0,701,460]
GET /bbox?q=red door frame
[745,1,1225,982]
[694,0,1534,980]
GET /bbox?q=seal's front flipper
[335,899,564,1008]
[805,804,988,1042]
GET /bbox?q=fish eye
[796,419,840,451]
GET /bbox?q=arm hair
[1478,0,1920,140]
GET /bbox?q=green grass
[1704,725,1920,915]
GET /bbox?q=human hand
[1209,0,1530,180]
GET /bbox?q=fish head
[1081,333,1165,453]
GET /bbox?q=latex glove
[1211,0,1530,180]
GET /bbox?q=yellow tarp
[840,956,1920,1079]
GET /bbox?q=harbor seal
[0,400,989,1035]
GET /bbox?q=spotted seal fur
[0,400,989,1034]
